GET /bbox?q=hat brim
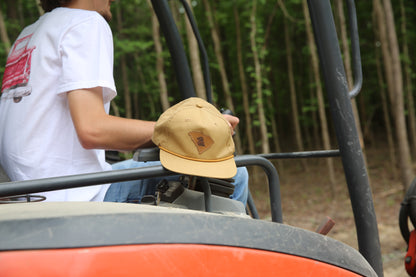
[159,149,237,179]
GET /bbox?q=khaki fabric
[152,97,236,179]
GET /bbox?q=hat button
[196,104,203,108]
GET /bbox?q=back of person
[0,7,116,201]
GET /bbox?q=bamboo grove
[0,0,415,189]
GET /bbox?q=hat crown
[152,97,236,178]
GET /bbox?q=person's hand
[222,114,239,135]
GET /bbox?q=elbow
[76,127,103,150]
[78,138,97,150]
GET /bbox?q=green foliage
[0,44,5,75]
[114,39,154,59]
[1,0,415,153]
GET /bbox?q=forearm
[82,115,156,150]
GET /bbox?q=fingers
[222,114,239,134]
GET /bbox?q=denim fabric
[103,159,248,205]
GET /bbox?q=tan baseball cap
[152,97,237,179]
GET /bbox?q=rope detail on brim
[159,146,234,162]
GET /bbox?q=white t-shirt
[0,8,117,201]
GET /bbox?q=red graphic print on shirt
[1,34,36,103]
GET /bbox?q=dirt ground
[249,143,409,277]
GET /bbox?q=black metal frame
[0,0,382,275]
[149,0,196,99]
[0,156,282,223]
[149,0,383,274]
[307,1,382,275]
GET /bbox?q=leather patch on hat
[188,131,214,154]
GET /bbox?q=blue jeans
[104,159,248,205]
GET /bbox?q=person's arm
[68,87,155,151]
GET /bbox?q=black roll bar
[260,149,340,160]
[307,0,383,275]
[346,0,363,98]
[0,155,283,223]
[235,155,283,223]
[0,166,176,197]
[150,0,196,99]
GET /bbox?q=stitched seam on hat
[159,146,234,162]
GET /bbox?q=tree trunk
[302,0,336,191]
[184,0,206,100]
[267,93,284,171]
[4,0,21,39]
[169,0,182,32]
[0,8,11,54]
[384,0,413,189]
[261,1,279,54]
[202,0,242,153]
[134,53,155,119]
[201,0,230,106]
[298,78,312,149]
[115,5,132,119]
[133,91,139,119]
[376,48,397,178]
[374,0,413,190]
[5,0,18,22]
[147,0,170,111]
[250,0,270,154]
[284,16,307,170]
[233,3,255,154]
[400,0,416,159]
[35,0,44,16]
[111,102,121,117]
[308,72,320,149]
[120,60,132,118]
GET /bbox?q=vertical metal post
[201,178,212,212]
[247,191,260,219]
[307,0,383,275]
[150,0,196,99]
[235,155,283,223]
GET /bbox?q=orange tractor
[0,0,384,276]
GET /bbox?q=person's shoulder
[48,7,107,27]
[49,7,97,16]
